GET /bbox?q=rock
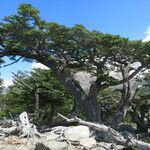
[79,137,96,148]
[36,141,76,150]
[91,142,124,150]
[0,142,35,150]
[64,125,90,141]
[45,132,60,141]
[90,147,106,150]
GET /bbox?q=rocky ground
[0,125,125,150]
[0,112,149,150]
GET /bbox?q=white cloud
[2,80,13,87]
[142,26,150,42]
[31,63,49,70]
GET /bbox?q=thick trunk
[68,96,101,123]
[82,96,101,123]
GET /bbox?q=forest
[0,3,150,150]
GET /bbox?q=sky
[1,0,150,86]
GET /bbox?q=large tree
[0,4,150,123]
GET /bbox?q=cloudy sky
[1,0,150,86]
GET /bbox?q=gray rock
[36,141,77,150]
[64,125,90,141]
[79,137,96,148]
[45,132,60,141]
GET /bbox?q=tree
[0,4,150,123]
[1,69,74,125]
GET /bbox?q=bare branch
[99,65,143,92]
[3,57,23,67]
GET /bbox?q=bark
[83,96,101,123]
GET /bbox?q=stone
[36,141,69,150]
[91,142,124,150]
[45,132,60,141]
[64,125,90,141]
[79,137,96,148]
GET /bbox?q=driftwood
[0,112,41,138]
[19,111,41,138]
[58,113,150,150]
[0,126,17,137]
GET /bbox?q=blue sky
[1,0,150,84]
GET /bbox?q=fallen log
[58,113,150,150]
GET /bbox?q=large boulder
[64,125,90,141]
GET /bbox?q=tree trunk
[35,91,40,118]
[82,96,101,123]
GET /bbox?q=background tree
[0,69,74,126]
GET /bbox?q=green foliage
[98,88,121,122]
[0,3,150,91]
[1,69,74,125]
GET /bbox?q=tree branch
[3,57,23,67]
[99,65,143,92]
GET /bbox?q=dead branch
[3,57,23,67]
